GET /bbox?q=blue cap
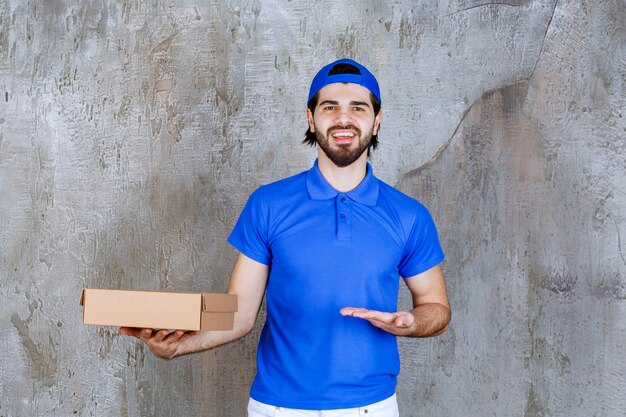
[307,58,381,106]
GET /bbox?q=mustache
[327,124,362,136]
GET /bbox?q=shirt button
[341,197,347,202]
[340,213,346,219]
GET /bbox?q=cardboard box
[81,288,238,331]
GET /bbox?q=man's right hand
[118,253,270,360]
[119,327,198,360]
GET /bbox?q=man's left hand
[340,307,416,336]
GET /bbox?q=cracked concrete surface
[1,1,624,416]
[528,0,560,79]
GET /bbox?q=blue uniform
[228,160,444,410]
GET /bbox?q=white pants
[247,394,399,417]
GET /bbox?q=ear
[373,110,382,135]
[306,108,315,133]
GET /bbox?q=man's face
[307,83,381,168]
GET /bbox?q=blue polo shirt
[228,160,444,410]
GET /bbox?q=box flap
[201,294,237,312]
[200,312,235,331]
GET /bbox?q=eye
[353,106,365,112]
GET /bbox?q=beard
[315,124,373,168]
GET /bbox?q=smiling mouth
[328,126,360,144]
[332,132,355,144]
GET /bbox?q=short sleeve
[227,188,272,265]
[398,202,445,278]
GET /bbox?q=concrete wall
[1,1,624,416]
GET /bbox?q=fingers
[119,327,198,359]
[340,307,364,316]
[141,329,162,343]
[119,327,163,341]
[119,327,149,338]
[341,307,395,323]
[155,330,198,344]
[340,308,416,335]
[173,330,199,345]
[119,328,191,341]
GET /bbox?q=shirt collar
[306,159,379,206]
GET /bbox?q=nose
[335,107,353,126]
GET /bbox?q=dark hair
[303,63,381,153]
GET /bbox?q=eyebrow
[318,100,371,108]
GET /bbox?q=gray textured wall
[1,1,624,416]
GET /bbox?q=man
[121,58,451,416]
